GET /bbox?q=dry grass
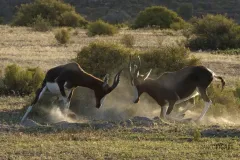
[0,26,183,71]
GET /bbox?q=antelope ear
[144,69,152,80]
[103,74,109,87]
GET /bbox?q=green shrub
[75,41,130,77]
[170,21,191,30]
[87,20,118,36]
[12,0,88,28]
[60,11,88,27]
[187,14,240,50]
[55,28,70,44]
[120,34,135,48]
[32,15,51,32]
[133,6,186,29]
[139,45,199,74]
[2,64,44,95]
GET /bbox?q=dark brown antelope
[21,62,123,123]
[129,57,225,122]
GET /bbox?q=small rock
[54,121,89,130]
[120,119,133,127]
[131,127,148,133]
[91,122,116,130]
[131,116,154,127]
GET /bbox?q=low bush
[87,20,118,36]
[75,41,130,77]
[186,14,240,50]
[12,0,88,28]
[133,6,186,29]
[1,64,44,95]
[55,28,70,44]
[120,34,135,48]
[139,45,199,74]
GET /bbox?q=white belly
[46,82,71,97]
[176,90,199,104]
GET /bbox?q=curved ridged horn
[108,69,123,93]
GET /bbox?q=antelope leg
[20,106,33,123]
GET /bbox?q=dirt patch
[201,128,240,138]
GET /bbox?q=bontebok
[21,62,123,123]
[129,56,225,122]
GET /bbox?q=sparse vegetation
[0,64,44,95]
[55,28,71,44]
[32,15,51,32]
[87,20,118,36]
[120,34,135,48]
[12,0,88,28]
[187,14,240,50]
[133,6,186,29]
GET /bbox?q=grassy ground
[0,95,240,159]
[0,25,240,159]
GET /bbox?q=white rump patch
[46,82,71,97]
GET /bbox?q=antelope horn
[108,69,123,92]
[144,69,152,80]
[129,56,134,85]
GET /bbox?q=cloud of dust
[184,110,240,126]
[40,77,239,126]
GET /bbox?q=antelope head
[129,56,152,103]
[94,69,123,108]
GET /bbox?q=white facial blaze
[133,86,138,102]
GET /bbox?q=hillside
[0,0,240,24]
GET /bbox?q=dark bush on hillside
[75,41,130,77]
[0,17,3,24]
[177,3,193,20]
[87,20,118,36]
[139,45,199,74]
[1,64,44,95]
[12,0,88,28]
[133,6,186,29]
[187,14,240,50]
[32,15,51,32]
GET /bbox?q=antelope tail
[214,75,225,91]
